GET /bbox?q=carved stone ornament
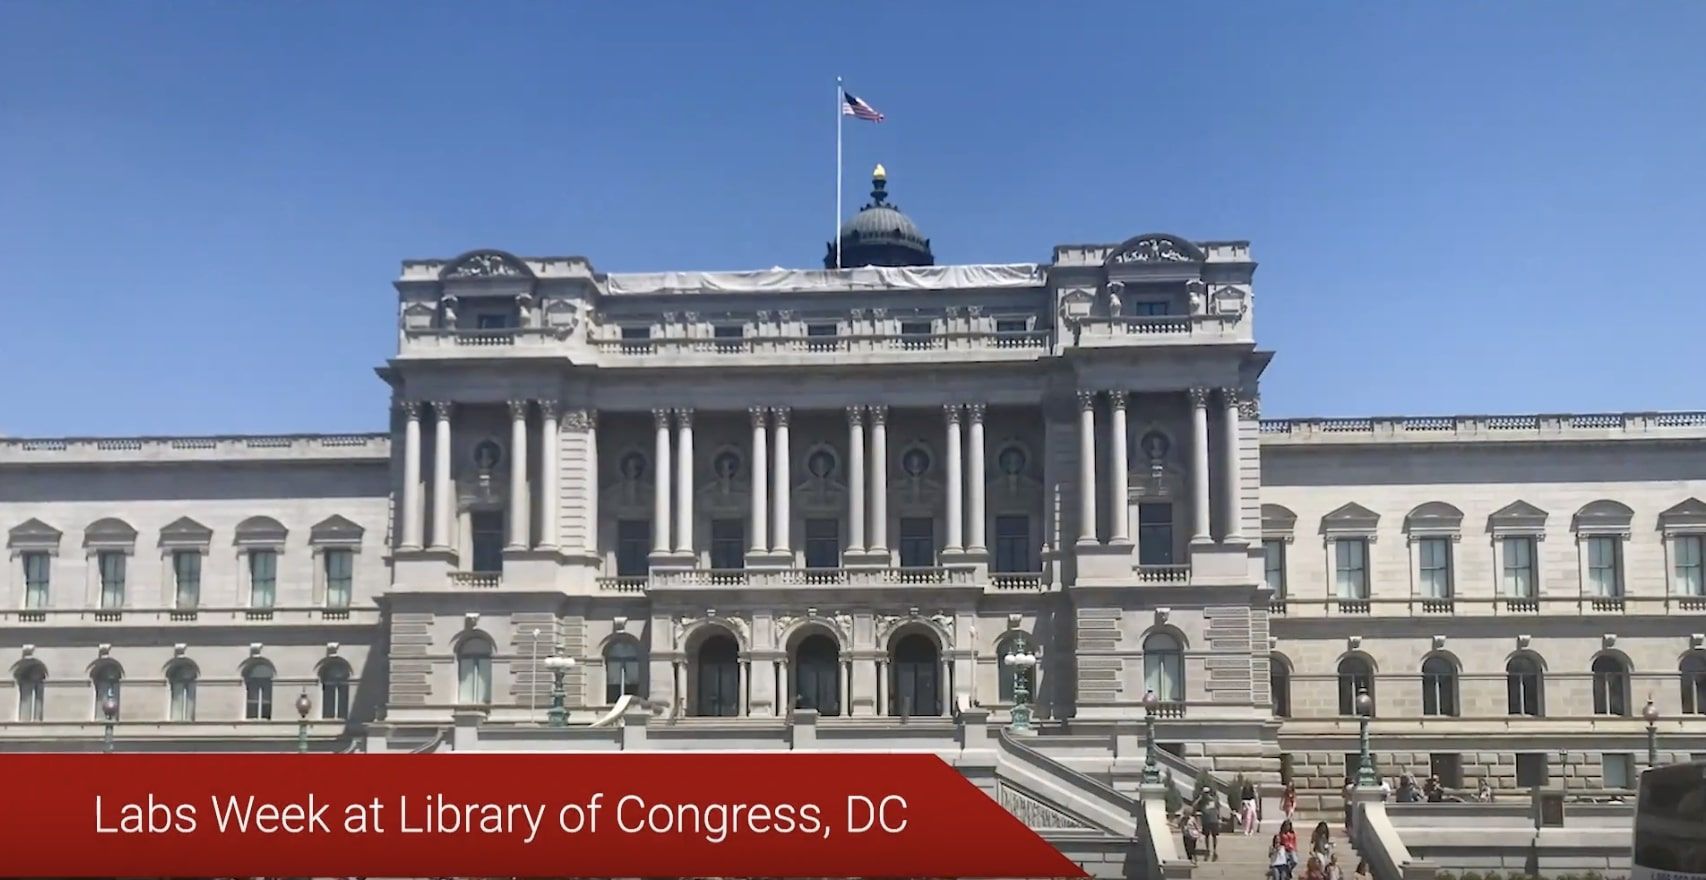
[1187,387,1210,408]
[996,782,1090,830]
[562,409,594,431]
[444,251,526,280]
[929,612,955,642]
[1108,236,1200,265]
[1238,395,1261,420]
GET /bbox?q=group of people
[1267,819,1368,880]
[1175,779,1262,862]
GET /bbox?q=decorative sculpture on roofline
[1105,234,1205,265]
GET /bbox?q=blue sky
[3,2,1703,436]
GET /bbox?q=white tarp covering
[605,263,1044,296]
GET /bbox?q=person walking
[1281,782,1298,822]
[1269,833,1298,880]
[1341,776,1355,833]
[1279,818,1298,854]
[1179,808,1202,863]
[1240,778,1260,834]
[1310,820,1335,862]
[1196,789,1222,860]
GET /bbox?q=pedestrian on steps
[1278,818,1298,854]
[1281,782,1298,822]
[1269,833,1297,880]
[1179,808,1202,863]
[1239,778,1259,834]
[1195,789,1221,860]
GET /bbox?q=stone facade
[2,233,1702,837]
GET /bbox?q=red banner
[0,753,1087,878]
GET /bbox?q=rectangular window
[475,312,511,330]
[1344,752,1364,780]
[713,325,744,352]
[1502,536,1536,597]
[1334,538,1369,598]
[993,515,1031,573]
[1516,752,1549,787]
[470,510,504,574]
[97,551,126,610]
[994,318,1029,335]
[172,550,201,610]
[806,323,839,351]
[899,320,933,337]
[321,679,350,720]
[620,325,651,340]
[709,519,745,571]
[21,552,50,610]
[1262,540,1287,597]
[1602,752,1635,789]
[616,520,651,578]
[323,549,353,609]
[1137,503,1174,566]
[458,656,492,704]
[804,518,840,570]
[1418,538,1452,598]
[17,675,43,722]
[1587,536,1623,596]
[248,550,277,609]
[169,676,195,722]
[1675,535,1705,596]
[1131,300,1170,316]
[1430,753,1463,789]
[898,517,936,568]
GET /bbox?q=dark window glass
[1507,656,1543,716]
[805,519,840,569]
[898,517,935,568]
[1430,753,1463,789]
[1593,655,1629,716]
[1421,656,1458,717]
[713,325,743,339]
[620,326,651,340]
[320,663,350,720]
[604,640,642,704]
[1138,503,1174,566]
[1263,540,1287,597]
[323,549,353,609]
[900,320,932,336]
[616,520,650,577]
[1516,753,1549,787]
[470,511,504,574]
[476,313,511,330]
[710,519,745,571]
[993,515,1031,573]
[1132,301,1170,316]
[793,635,840,715]
[1338,657,1375,716]
[807,323,838,337]
[1271,659,1291,717]
[995,318,1028,334]
[892,634,940,717]
[695,635,740,717]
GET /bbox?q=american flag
[842,91,885,122]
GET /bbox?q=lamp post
[530,627,542,719]
[1002,642,1037,733]
[545,654,576,728]
[1355,688,1378,788]
[100,696,118,754]
[295,691,312,754]
[1642,694,1660,770]
[1142,689,1161,784]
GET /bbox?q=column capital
[397,400,422,419]
[1217,387,1241,407]
[507,400,531,419]
[846,405,865,425]
[1075,390,1098,411]
[749,406,769,427]
[943,403,963,424]
[1238,394,1260,420]
[868,405,888,425]
[537,400,560,420]
[652,408,672,428]
[770,406,791,427]
[965,403,986,423]
[1187,387,1211,409]
[562,408,594,430]
[674,407,694,428]
[430,400,455,419]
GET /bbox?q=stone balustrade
[0,433,388,464]
[1261,411,1706,443]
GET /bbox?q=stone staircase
[1181,821,1360,880]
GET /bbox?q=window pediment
[1573,500,1633,537]
[1261,504,1297,540]
[1405,502,1464,539]
[8,518,62,551]
[83,517,137,548]
[1321,502,1379,537]
[234,515,289,546]
[309,515,365,546]
[1658,498,1706,535]
[159,516,213,549]
[1489,500,1548,536]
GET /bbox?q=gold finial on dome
[872,163,887,180]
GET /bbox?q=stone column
[430,401,454,551]
[1220,388,1244,542]
[652,409,672,555]
[738,658,750,716]
[1189,387,1212,544]
[400,401,423,550]
[868,406,889,555]
[1109,392,1130,544]
[749,407,769,553]
[876,658,888,716]
[1076,390,1098,545]
[847,406,867,554]
[674,408,694,556]
[582,410,599,556]
[941,657,954,717]
[772,407,791,556]
[538,401,559,550]
[966,403,987,553]
[945,404,964,553]
[506,400,531,550]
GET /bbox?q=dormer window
[995,318,1029,335]
[806,323,839,351]
[900,320,933,349]
[713,324,744,352]
[620,325,652,352]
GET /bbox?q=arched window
[243,661,275,720]
[1506,655,1544,717]
[91,661,123,720]
[1420,655,1458,717]
[1143,633,1184,703]
[1682,653,1706,716]
[694,634,740,717]
[996,633,1034,704]
[15,663,45,722]
[891,634,941,717]
[793,634,841,716]
[1337,656,1375,716]
[457,637,493,705]
[166,662,198,722]
[603,639,642,704]
[1592,655,1630,716]
[1270,655,1292,718]
[319,660,351,720]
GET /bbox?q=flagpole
[835,76,844,270]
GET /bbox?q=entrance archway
[891,633,941,717]
[694,633,740,717]
[793,634,841,716]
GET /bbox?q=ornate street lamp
[1355,688,1377,788]
[1641,694,1660,770]
[1002,642,1038,733]
[545,654,577,728]
[295,691,313,754]
[100,696,119,754]
[1142,689,1161,784]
